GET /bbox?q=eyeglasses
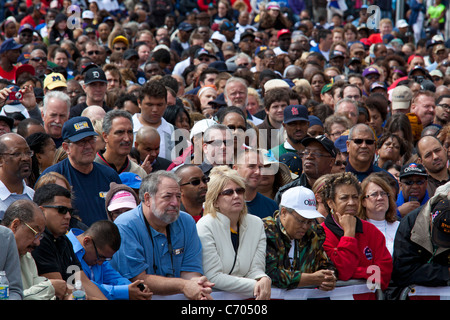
[288,211,313,226]
[365,191,389,199]
[92,238,112,262]
[71,136,97,148]
[1,150,34,158]
[299,150,332,158]
[330,131,344,137]
[402,180,426,186]
[87,50,100,56]
[350,139,375,145]
[31,57,47,62]
[42,205,75,215]
[180,176,210,186]
[334,160,347,166]
[23,221,44,241]
[114,46,127,51]
[220,187,245,196]
[263,53,276,59]
[205,139,233,147]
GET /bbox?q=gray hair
[203,123,229,142]
[43,91,71,115]
[224,76,248,107]
[334,98,357,115]
[1,199,42,227]
[139,170,180,201]
[348,123,375,140]
[102,109,133,135]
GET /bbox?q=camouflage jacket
[263,212,336,289]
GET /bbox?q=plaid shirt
[263,212,336,289]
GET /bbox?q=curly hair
[321,172,361,215]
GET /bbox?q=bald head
[81,105,107,121]
[135,126,161,163]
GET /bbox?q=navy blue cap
[283,105,309,124]
[0,38,23,54]
[178,22,194,31]
[62,116,98,142]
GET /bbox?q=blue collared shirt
[67,229,130,300]
[110,204,203,280]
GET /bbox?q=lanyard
[142,211,174,276]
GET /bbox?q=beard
[151,201,180,225]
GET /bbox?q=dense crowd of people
[0,0,450,302]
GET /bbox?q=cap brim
[284,117,309,124]
[295,209,324,219]
[392,101,410,110]
[67,131,98,142]
[108,201,136,212]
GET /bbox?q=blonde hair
[204,166,247,222]
[34,171,72,192]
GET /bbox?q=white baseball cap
[280,186,323,219]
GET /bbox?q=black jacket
[392,193,450,288]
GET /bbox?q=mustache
[50,122,63,127]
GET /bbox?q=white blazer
[196,211,268,298]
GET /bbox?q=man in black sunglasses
[346,124,387,182]
[396,163,429,219]
[175,164,208,222]
[32,184,108,300]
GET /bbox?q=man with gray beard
[110,171,215,300]
[43,91,70,148]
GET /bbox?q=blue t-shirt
[40,158,121,226]
[246,192,279,219]
[110,205,203,279]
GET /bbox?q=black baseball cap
[84,67,107,85]
[283,105,309,124]
[399,162,428,180]
[302,135,338,158]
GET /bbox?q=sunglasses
[402,180,426,186]
[334,160,347,166]
[220,187,245,196]
[31,57,47,62]
[42,205,75,215]
[87,50,100,55]
[180,176,210,186]
[350,139,375,145]
[205,140,233,147]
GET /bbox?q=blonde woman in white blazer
[197,165,271,300]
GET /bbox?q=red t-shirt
[0,66,17,82]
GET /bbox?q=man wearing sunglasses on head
[345,124,388,182]
[32,184,107,300]
[396,163,429,219]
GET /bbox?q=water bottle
[0,271,9,300]
[72,280,86,300]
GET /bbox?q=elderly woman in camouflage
[263,186,337,290]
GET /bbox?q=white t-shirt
[367,219,400,256]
